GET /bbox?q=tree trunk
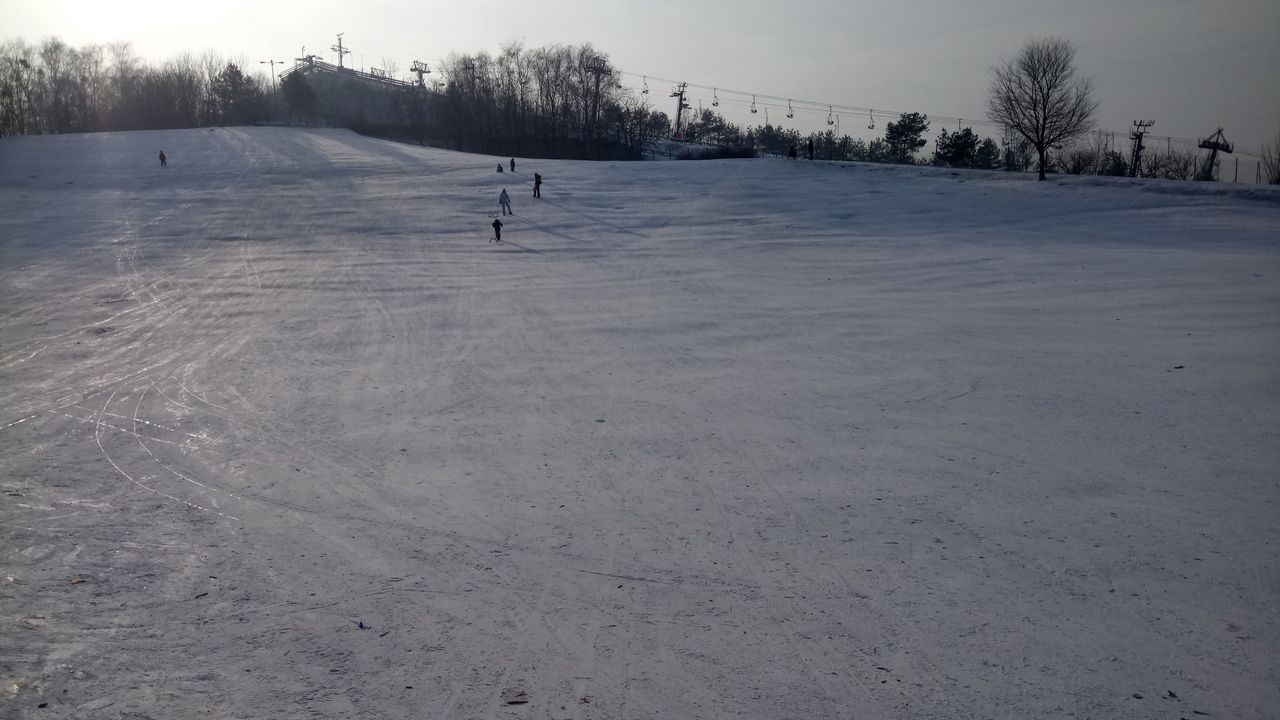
[1037,146,1048,181]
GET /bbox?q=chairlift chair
[750,95,758,113]
[642,76,649,94]
[712,89,719,107]
[786,100,794,119]
[867,109,875,129]
[827,106,834,126]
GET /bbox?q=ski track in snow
[1,126,1278,719]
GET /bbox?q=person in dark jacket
[491,218,503,243]
[159,150,167,167]
[533,172,542,198]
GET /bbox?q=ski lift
[827,106,834,126]
[642,76,649,95]
[712,88,719,107]
[750,95,758,113]
[867,109,875,129]
[835,114,840,134]
[786,100,794,119]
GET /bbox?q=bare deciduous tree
[1263,130,1280,184]
[1143,145,1199,181]
[988,37,1098,180]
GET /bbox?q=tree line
[0,37,272,134]
[392,41,670,159]
[6,34,1276,183]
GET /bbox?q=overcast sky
[4,0,1277,154]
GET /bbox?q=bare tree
[1142,144,1199,181]
[0,39,39,135]
[1263,130,1280,184]
[988,37,1098,180]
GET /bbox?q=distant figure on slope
[496,163,504,173]
[533,173,542,198]
[491,217,504,243]
[510,158,516,173]
[159,150,167,167]
[499,188,512,215]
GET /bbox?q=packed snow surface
[2,127,1278,719]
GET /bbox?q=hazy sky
[5,0,1278,154]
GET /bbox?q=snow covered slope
[2,127,1278,719]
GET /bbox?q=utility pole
[670,82,689,140]
[331,33,350,69]
[1129,120,1154,178]
[259,59,285,121]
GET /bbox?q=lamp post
[260,59,285,122]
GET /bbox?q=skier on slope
[499,188,512,216]
[532,173,542,198]
[510,158,516,173]
[159,150,167,167]
[491,217,504,243]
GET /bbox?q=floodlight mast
[331,33,351,69]
[1128,120,1154,178]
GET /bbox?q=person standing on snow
[510,158,516,173]
[499,188,512,215]
[159,150,167,167]
[532,173,542,198]
[491,217,504,243]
